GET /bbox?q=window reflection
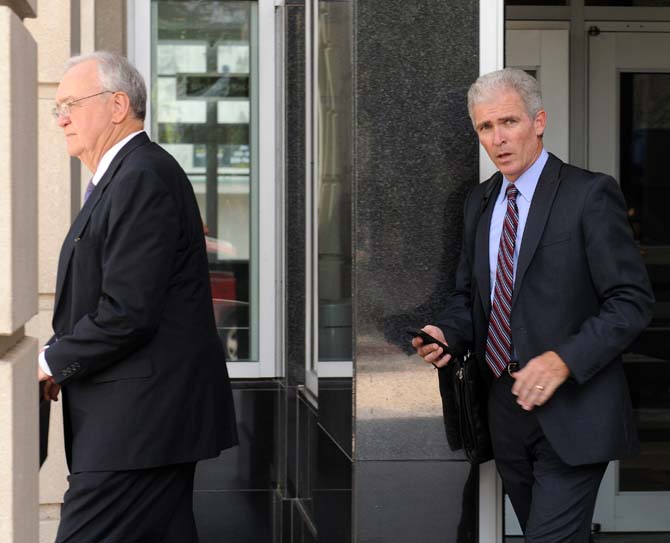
[152,0,256,361]
[316,0,353,363]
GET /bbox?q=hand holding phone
[406,328,456,366]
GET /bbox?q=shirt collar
[91,130,145,186]
[498,147,549,204]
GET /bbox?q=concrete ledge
[0,336,39,541]
[0,1,37,20]
[0,6,38,334]
[0,327,23,358]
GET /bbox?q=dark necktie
[83,179,95,203]
[486,184,519,377]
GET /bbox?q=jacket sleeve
[45,169,180,383]
[555,175,655,384]
[434,187,477,356]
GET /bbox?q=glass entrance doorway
[504,15,670,541]
[589,28,670,534]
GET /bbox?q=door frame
[506,21,570,164]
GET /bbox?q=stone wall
[0,2,39,541]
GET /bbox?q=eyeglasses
[51,90,114,119]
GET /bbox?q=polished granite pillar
[273,0,483,541]
[353,0,481,541]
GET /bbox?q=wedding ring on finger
[535,384,545,391]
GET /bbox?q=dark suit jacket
[437,153,654,466]
[46,132,238,473]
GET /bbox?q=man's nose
[493,127,505,146]
[57,114,70,128]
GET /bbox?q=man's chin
[498,164,520,180]
[65,143,82,158]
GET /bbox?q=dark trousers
[56,462,198,543]
[488,373,607,543]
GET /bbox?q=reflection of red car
[212,299,249,361]
[204,229,248,360]
[209,271,249,361]
[210,270,236,300]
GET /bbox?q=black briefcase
[437,352,493,464]
[39,382,51,467]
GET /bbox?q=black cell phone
[406,328,456,357]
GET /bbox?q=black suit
[437,154,654,539]
[46,133,237,540]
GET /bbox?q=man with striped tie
[412,68,654,542]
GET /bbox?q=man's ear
[110,91,132,124]
[534,109,547,137]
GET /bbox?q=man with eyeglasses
[39,51,238,542]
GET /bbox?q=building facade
[0,0,668,542]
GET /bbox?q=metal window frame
[303,0,355,404]
[127,0,279,378]
[304,0,319,400]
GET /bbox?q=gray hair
[467,68,543,127]
[65,51,147,121]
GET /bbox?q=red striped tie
[486,184,519,377]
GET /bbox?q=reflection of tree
[156,1,251,41]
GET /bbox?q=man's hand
[42,380,61,402]
[511,351,570,411]
[38,349,60,401]
[411,325,452,368]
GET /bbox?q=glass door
[589,26,670,533]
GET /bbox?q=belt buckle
[507,362,519,376]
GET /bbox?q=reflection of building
[1,0,669,541]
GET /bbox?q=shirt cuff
[39,347,52,377]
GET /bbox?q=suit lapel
[53,133,150,318]
[474,174,502,317]
[511,153,563,310]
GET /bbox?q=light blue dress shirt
[489,147,549,302]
